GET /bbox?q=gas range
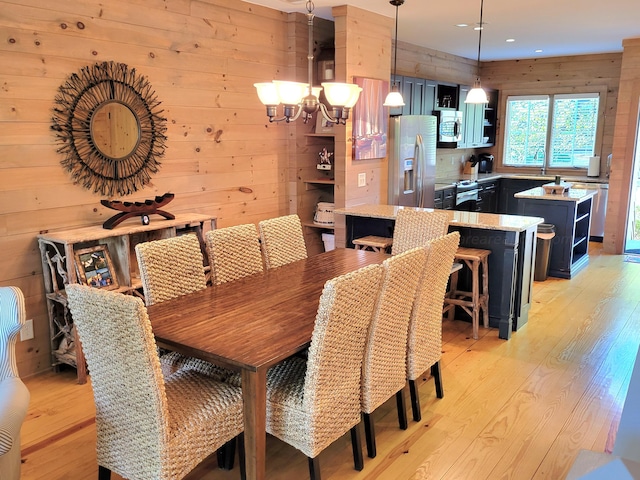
[454,180,480,208]
[456,179,479,192]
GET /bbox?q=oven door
[455,188,479,211]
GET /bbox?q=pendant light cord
[476,0,484,68]
[392,3,399,85]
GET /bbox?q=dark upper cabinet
[390,75,436,116]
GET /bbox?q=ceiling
[243,0,640,61]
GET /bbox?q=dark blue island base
[344,212,540,340]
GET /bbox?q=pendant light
[465,0,489,104]
[254,1,362,124]
[383,0,405,108]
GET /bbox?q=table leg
[241,368,267,480]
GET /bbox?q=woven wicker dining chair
[258,214,307,269]
[205,224,263,285]
[135,235,230,382]
[65,284,245,480]
[361,247,427,459]
[406,231,460,422]
[391,209,449,255]
[264,263,383,479]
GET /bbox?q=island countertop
[335,204,544,232]
[514,186,598,202]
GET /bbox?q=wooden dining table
[147,248,389,480]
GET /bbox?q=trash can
[534,223,555,281]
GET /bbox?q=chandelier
[254,1,362,124]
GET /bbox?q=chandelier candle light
[465,0,489,104]
[254,1,362,124]
[383,0,405,108]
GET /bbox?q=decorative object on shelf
[353,77,389,160]
[254,1,362,125]
[74,245,119,290]
[315,113,335,134]
[51,61,167,197]
[383,0,406,108]
[316,42,335,84]
[100,192,175,229]
[314,202,335,226]
[465,0,489,104]
[317,148,333,170]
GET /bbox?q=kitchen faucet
[540,166,545,175]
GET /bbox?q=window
[503,93,599,169]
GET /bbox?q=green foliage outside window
[504,94,599,169]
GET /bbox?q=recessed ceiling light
[456,23,469,27]
[535,49,543,53]
[506,38,515,43]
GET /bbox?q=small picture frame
[74,245,119,290]
[315,114,334,134]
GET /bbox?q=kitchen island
[335,204,544,340]
[515,186,597,279]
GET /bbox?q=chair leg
[363,412,377,458]
[396,389,408,430]
[217,437,236,470]
[238,433,246,480]
[409,379,422,422]
[98,466,111,480]
[308,456,321,480]
[431,361,444,399]
[350,424,364,471]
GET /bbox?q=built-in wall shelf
[304,179,335,190]
[305,133,335,137]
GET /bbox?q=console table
[37,213,216,384]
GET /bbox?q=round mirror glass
[90,101,140,160]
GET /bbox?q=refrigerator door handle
[415,134,425,208]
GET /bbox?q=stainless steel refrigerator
[388,115,437,208]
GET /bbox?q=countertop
[335,204,543,233]
[514,186,598,202]
[435,173,609,190]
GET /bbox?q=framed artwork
[74,245,119,290]
[352,77,389,160]
[315,114,335,134]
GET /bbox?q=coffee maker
[478,154,494,173]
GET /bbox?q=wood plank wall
[0,0,293,376]
[606,38,640,254]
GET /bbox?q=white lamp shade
[383,90,405,107]
[322,82,360,107]
[254,82,280,106]
[343,86,363,108]
[465,86,489,104]
[273,80,309,106]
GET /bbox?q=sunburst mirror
[51,61,167,197]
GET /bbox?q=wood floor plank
[18,243,640,480]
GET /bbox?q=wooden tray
[542,182,572,194]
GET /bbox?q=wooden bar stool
[352,235,393,253]
[442,247,490,340]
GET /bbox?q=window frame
[497,86,606,174]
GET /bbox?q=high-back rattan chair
[264,264,383,479]
[361,247,427,459]
[406,231,460,421]
[65,284,245,480]
[0,287,30,480]
[135,234,229,381]
[205,224,263,285]
[258,214,307,269]
[135,234,207,306]
[391,209,449,255]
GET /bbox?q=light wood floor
[19,243,640,480]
